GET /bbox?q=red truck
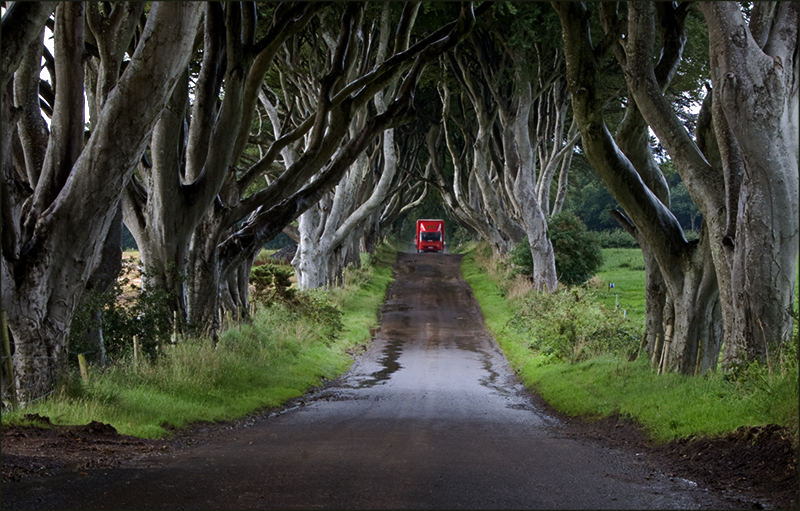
[415,219,445,253]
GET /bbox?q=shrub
[290,289,344,340]
[594,228,698,249]
[342,254,373,288]
[249,263,342,340]
[511,212,604,287]
[549,212,604,286]
[250,263,295,303]
[509,238,534,277]
[595,228,639,248]
[508,287,640,364]
[69,260,177,365]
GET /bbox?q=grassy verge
[2,244,397,438]
[461,245,799,445]
[329,243,397,354]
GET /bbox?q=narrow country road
[3,253,748,509]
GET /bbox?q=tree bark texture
[621,1,798,367]
[700,1,799,363]
[2,2,204,403]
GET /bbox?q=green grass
[329,244,397,354]
[593,248,647,327]
[461,246,799,444]
[519,356,798,443]
[2,244,398,438]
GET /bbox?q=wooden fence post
[78,354,89,384]
[651,332,661,369]
[171,310,179,343]
[658,324,673,375]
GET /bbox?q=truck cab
[415,219,444,253]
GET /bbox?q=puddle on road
[353,337,404,388]
[478,350,500,390]
[453,334,480,354]
[383,303,411,314]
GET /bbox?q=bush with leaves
[250,263,296,303]
[249,263,342,340]
[342,254,373,288]
[290,289,344,341]
[548,212,604,286]
[511,212,604,287]
[509,238,534,278]
[70,260,178,365]
[508,287,640,364]
[594,228,639,248]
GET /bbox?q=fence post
[133,335,140,362]
[658,324,673,375]
[694,338,704,376]
[651,332,661,369]
[2,311,18,408]
[171,310,179,343]
[78,354,89,384]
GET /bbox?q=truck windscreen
[421,232,441,241]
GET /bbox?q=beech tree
[430,5,576,290]
[120,2,322,332]
[698,2,798,365]
[294,3,456,288]
[555,1,798,373]
[292,2,423,288]
[2,2,204,403]
[112,2,476,334]
[159,2,477,329]
[218,2,476,267]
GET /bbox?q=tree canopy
[1,1,797,404]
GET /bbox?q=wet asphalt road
[3,253,746,509]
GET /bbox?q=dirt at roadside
[525,391,798,510]
[3,400,797,510]
[1,415,166,481]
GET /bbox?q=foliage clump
[248,261,343,341]
[250,263,295,303]
[594,228,639,248]
[510,211,604,287]
[342,254,373,288]
[508,286,639,365]
[70,259,177,365]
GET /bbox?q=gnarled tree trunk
[556,1,723,375]
[700,1,799,364]
[2,2,203,403]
